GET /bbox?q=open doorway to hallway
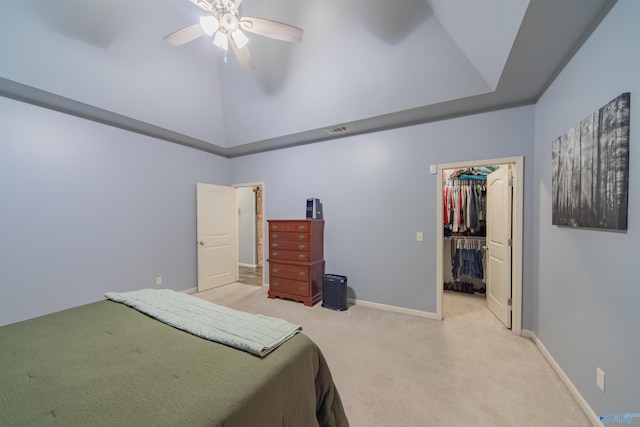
[236,183,265,286]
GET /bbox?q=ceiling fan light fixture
[164,0,303,71]
[221,13,239,32]
[213,31,229,50]
[231,29,249,48]
[200,15,219,36]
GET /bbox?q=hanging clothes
[443,178,486,237]
[449,238,485,281]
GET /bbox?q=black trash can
[322,274,348,311]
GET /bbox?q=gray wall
[532,0,639,415]
[0,97,229,326]
[230,105,535,316]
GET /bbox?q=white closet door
[486,166,512,328]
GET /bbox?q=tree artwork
[552,93,630,230]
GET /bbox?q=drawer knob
[298,235,305,240]
[298,226,305,230]
[298,254,306,260]
[298,244,306,250]
[273,282,279,287]
[272,233,278,238]
[272,251,278,256]
[272,268,278,273]
[299,272,305,277]
[272,243,278,248]
[299,287,306,291]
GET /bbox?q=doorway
[435,157,523,335]
[234,182,265,286]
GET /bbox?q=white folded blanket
[105,289,301,356]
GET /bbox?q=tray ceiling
[0,0,616,157]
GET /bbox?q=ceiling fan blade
[240,17,303,43]
[164,23,206,46]
[230,37,256,71]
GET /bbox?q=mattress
[0,299,349,426]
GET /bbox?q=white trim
[436,156,523,335]
[521,330,603,427]
[182,287,197,294]
[238,263,258,268]
[348,298,439,320]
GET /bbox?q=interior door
[486,166,513,328]
[196,183,238,292]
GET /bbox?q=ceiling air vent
[326,126,350,135]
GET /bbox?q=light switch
[416,232,423,241]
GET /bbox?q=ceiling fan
[164,0,303,71]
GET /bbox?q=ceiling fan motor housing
[221,13,240,32]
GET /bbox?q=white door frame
[435,156,523,335]
[233,182,267,286]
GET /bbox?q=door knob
[199,241,204,246]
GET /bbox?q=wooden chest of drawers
[267,219,324,306]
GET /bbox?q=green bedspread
[0,300,349,427]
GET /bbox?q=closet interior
[442,167,497,297]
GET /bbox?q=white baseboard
[239,263,258,268]
[189,284,435,319]
[347,298,439,320]
[521,329,602,427]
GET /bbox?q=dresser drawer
[269,263,309,280]
[269,249,310,262]
[269,277,309,297]
[269,221,309,232]
[269,240,309,251]
[269,231,309,242]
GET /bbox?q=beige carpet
[194,284,590,427]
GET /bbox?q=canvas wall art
[552,92,630,230]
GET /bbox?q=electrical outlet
[596,367,605,392]
[155,276,162,286]
[416,232,423,242]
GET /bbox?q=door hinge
[507,238,512,246]
[508,177,514,187]
[508,298,512,306]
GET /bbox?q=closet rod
[445,236,485,240]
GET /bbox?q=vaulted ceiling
[0,0,615,157]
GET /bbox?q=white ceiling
[0,0,616,157]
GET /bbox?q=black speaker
[306,198,323,219]
[322,274,348,311]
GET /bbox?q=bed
[0,292,349,426]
